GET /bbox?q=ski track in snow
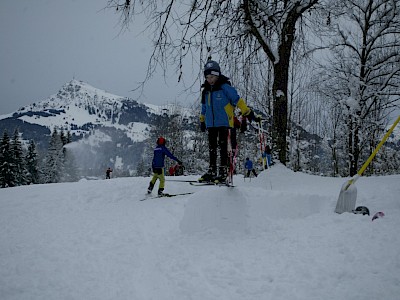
[1,164,400,299]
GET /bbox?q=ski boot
[198,169,216,183]
[214,168,227,184]
[147,182,154,194]
[158,188,166,197]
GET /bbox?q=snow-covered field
[1,164,399,300]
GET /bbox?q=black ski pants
[246,169,258,177]
[207,127,228,174]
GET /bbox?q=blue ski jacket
[245,160,253,170]
[152,145,179,169]
[200,75,251,128]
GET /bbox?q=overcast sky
[0,0,199,115]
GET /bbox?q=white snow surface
[1,164,399,300]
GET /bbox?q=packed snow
[1,164,399,300]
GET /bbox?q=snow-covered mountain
[1,79,194,139]
[0,79,197,176]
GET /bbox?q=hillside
[1,165,399,300]
[0,79,197,176]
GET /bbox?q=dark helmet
[246,157,249,160]
[157,136,166,145]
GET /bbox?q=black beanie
[204,60,221,77]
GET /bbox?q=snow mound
[180,188,248,234]
[180,185,330,235]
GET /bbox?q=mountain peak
[58,79,124,102]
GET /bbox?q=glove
[200,122,206,132]
[247,111,261,123]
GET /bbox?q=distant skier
[199,59,260,183]
[174,163,184,176]
[168,163,183,176]
[105,167,113,179]
[264,145,272,168]
[244,158,258,178]
[147,137,182,196]
[169,165,175,176]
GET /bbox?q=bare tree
[316,0,400,176]
[105,0,321,165]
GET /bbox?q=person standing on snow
[244,157,258,178]
[147,137,182,196]
[105,167,113,179]
[199,59,259,182]
[262,145,272,169]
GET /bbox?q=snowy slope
[1,165,399,300]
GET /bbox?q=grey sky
[0,0,197,115]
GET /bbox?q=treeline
[0,128,78,188]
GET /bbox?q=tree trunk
[272,62,289,164]
[271,12,297,165]
[347,116,360,177]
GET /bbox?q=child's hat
[204,60,221,77]
[157,136,166,145]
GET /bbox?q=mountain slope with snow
[1,165,399,300]
[0,79,198,176]
[2,79,163,138]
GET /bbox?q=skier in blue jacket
[147,137,182,196]
[199,60,260,182]
[244,157,258,178]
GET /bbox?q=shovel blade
[335,181,357,214]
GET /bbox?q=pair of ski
[163,128,236,189]
[140,192,193,201]
[191,181,235,187]
[139,179,233,201]
[184,128,236,188]
[167,179,234,187]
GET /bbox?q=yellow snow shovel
[335,116,400,214]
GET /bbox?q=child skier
[244,157,258,178]
[147,137,182,196]
[199,59,259,183]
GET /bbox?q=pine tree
[66,131,72,143]
[25,140,39,184]
[11,128,26,186]
[60,130,67,146]
[135,158,147,177]
[43,129,64,183]
[0,131,13,188]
